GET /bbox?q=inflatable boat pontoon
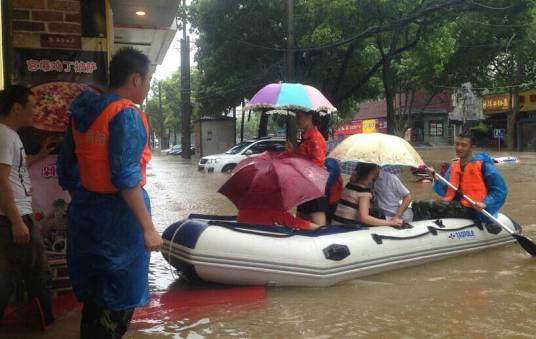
[162,214,521,287]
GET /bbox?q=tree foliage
[144,68,201,148]
[189,0,536,140]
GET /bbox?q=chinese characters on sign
[40,34,82,49]
[482,95,509,113]
[26,59,98,74]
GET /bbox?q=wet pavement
[2,147,536,338]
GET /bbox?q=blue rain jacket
[433,152,507,216]
[57,92,150,310]
[324,158,341,187]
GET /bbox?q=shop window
[429,121,444,137]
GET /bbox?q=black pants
[412,200,477,221]
[81,301,135,339]
[0,215,54,323]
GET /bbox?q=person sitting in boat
[286,110,328,226]
[237,208,320,230]
[325,158,343,223]
[332,163,403,227]
[412,130,507,221]
[372,167,413,223]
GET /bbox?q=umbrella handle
[433,172,516,235]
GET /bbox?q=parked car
[167,145,182,155]
[198,138,286,173]
[166,145,196,156]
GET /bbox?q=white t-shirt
[373,170,410,217]
[0,123,33,216]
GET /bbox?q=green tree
[144,67,202,149]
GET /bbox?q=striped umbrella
[246,83,337,115]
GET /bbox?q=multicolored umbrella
[218,152,328,211]
[246,83,337,115]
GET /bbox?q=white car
[198,138,286,173]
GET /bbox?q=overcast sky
[153,27,197,80]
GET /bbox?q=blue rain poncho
[432,152,508,216]
[57,92,150,310]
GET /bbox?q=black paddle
[433,172,536,256]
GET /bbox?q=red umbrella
[218,152,328,211]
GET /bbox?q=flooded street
[4,148,536,338]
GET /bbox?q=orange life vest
[444,159,487,208]
[72,98,151,193]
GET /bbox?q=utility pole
[240,101,246,142]
[286,0,295,82]
[180,0,192,159]
[286,0,297,147]
[158,80,165,148]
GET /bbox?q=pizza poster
[12,48,107,253]
[12,48,107,132]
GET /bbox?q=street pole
[158,80,165,148]
[240,101,245,142]
[286,0,297,147]
[180,0,192,159]
[286,0,295,82]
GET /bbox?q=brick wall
[11,0,81,35]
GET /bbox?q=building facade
[482,89,536,151]
[350,91,453,145]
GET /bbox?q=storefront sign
[335,121,362,138]
[40,34,82,49]
[363,119,376,133]
[483,95,509,113]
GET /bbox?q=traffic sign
[493,128,505,139]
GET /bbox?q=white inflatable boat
[162,214,521,287]
[493,156,520,164]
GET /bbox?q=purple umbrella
[246,83,337,115]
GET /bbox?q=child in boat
[333,163,403,227]
[237,208,321,230]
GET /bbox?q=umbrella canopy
[328,133,425,168]
[218,152,328,211]
[246,83,337,115]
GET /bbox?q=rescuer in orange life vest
[57,47,162,339]
[412,130,507,221]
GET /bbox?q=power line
[466,0,513,10]
[458,19,536,28]
[433,81,536,90]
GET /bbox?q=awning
[109,0,179,70]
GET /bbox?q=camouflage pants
[412,200,477,221]
[81,301,135,339]
[0,215,53,322]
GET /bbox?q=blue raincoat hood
[69,91,123,132]
[471,152,495,165]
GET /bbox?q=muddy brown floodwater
[3,147,536,339]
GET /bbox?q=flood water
[3,148,536,338]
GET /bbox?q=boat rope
[167,221,189,280]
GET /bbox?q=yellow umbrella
[328,133,424,168]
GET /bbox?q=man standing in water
[0,85,54,328]
[412,131,507,221]
[58,48,162,338]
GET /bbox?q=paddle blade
[513,234,536,257]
